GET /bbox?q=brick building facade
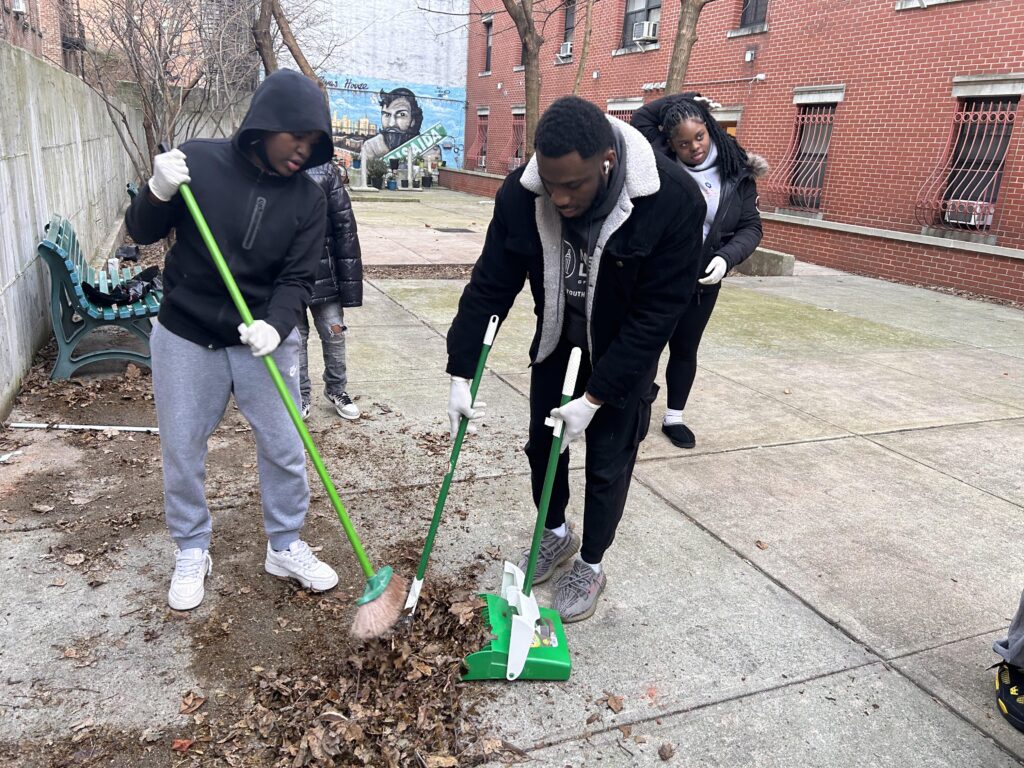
[457,0,1024,302]
[2,0,86,73]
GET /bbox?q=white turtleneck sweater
[678,140,721,243]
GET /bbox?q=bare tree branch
[270,0,324,94]
[572,0,594,95]
[665,0,718,93]
[253,0,278,73]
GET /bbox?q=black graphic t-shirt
[562,222,590,351]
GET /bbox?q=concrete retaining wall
[0,40,143,416]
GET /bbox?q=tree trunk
[572,0,594,96]
[502,0,543,156]
[524,38,541,156]
[271,0,325,96]
[664,0,716,94]
[253,0,278,74]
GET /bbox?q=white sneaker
[326,391,360,420]
[264,540,338,592]
[168,548,212,610]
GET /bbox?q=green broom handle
[176,182,376,580]
[523,347,581,595]
[414,315,499,581]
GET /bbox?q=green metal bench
[37,214,162,380]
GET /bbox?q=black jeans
[666,287,719,411]
[524,336,659,564]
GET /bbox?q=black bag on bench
[83,266,162,307]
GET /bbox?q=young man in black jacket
[446,96,705,622]
[300,160,363,421]
[126,69,339,611]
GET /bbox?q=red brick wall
[1,0,48,58]
[463,0,1024,301]
[438,167,504,198]
[37,0,63,64]
[762,223,1024,303]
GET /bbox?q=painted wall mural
[324,74,466,169]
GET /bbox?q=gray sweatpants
[151,322,309,552]
[994,588,1024,666]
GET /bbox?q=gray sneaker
[517,522,580,585]
[553,559,607,623]
[326,391,360,420]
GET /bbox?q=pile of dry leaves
[183,575,518,768]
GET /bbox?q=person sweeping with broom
[446,96,705,623]
[126,69,341,612]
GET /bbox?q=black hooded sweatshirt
[125,69,333,348]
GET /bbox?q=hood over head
[233,69,334,171]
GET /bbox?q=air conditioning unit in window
[12,0,27,13]
[632,20,658,42]
[508,157,524,172]
[558,41,573,58]
[944,199,994,228]
[477,156,487,168]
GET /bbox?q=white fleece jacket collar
[520,117,662,364]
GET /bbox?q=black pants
[524,336,659,564]
[666,288,719,411]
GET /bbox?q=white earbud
[603,160,611,175]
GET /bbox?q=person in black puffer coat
[299,159,363,420]
[632,93,768,450]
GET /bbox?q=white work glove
[238,320,281,357]
[698,255,728,286]
[550,395,601,453]
[149,148,191,202]
[447,376,486,439]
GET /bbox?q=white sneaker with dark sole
[326,391,360,420]
[264,540,338,592]
[168,548,212,611]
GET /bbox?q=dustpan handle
[523,347,581,594]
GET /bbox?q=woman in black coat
[632,94,767,449]
[299,160,364,420]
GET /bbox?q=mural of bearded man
[360,88,424,163]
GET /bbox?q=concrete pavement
[4,185,1023,764]
[341,187,1024,765]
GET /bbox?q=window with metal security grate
[765,104,836,212]
[915,97,1019,236]
[470,115,489,170]
[506,114,526,172]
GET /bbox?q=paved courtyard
[3,186,1024,765]
[350,188,1024,765]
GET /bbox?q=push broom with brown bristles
[163,146,406,639]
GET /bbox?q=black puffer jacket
[631,96,766,293]
[305,162,363,307]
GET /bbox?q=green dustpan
[462,348,581,682]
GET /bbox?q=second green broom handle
[414,315,499,581]
[524,347,581,594]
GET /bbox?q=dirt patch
[364,265,473,281]
[2,352,512,767]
